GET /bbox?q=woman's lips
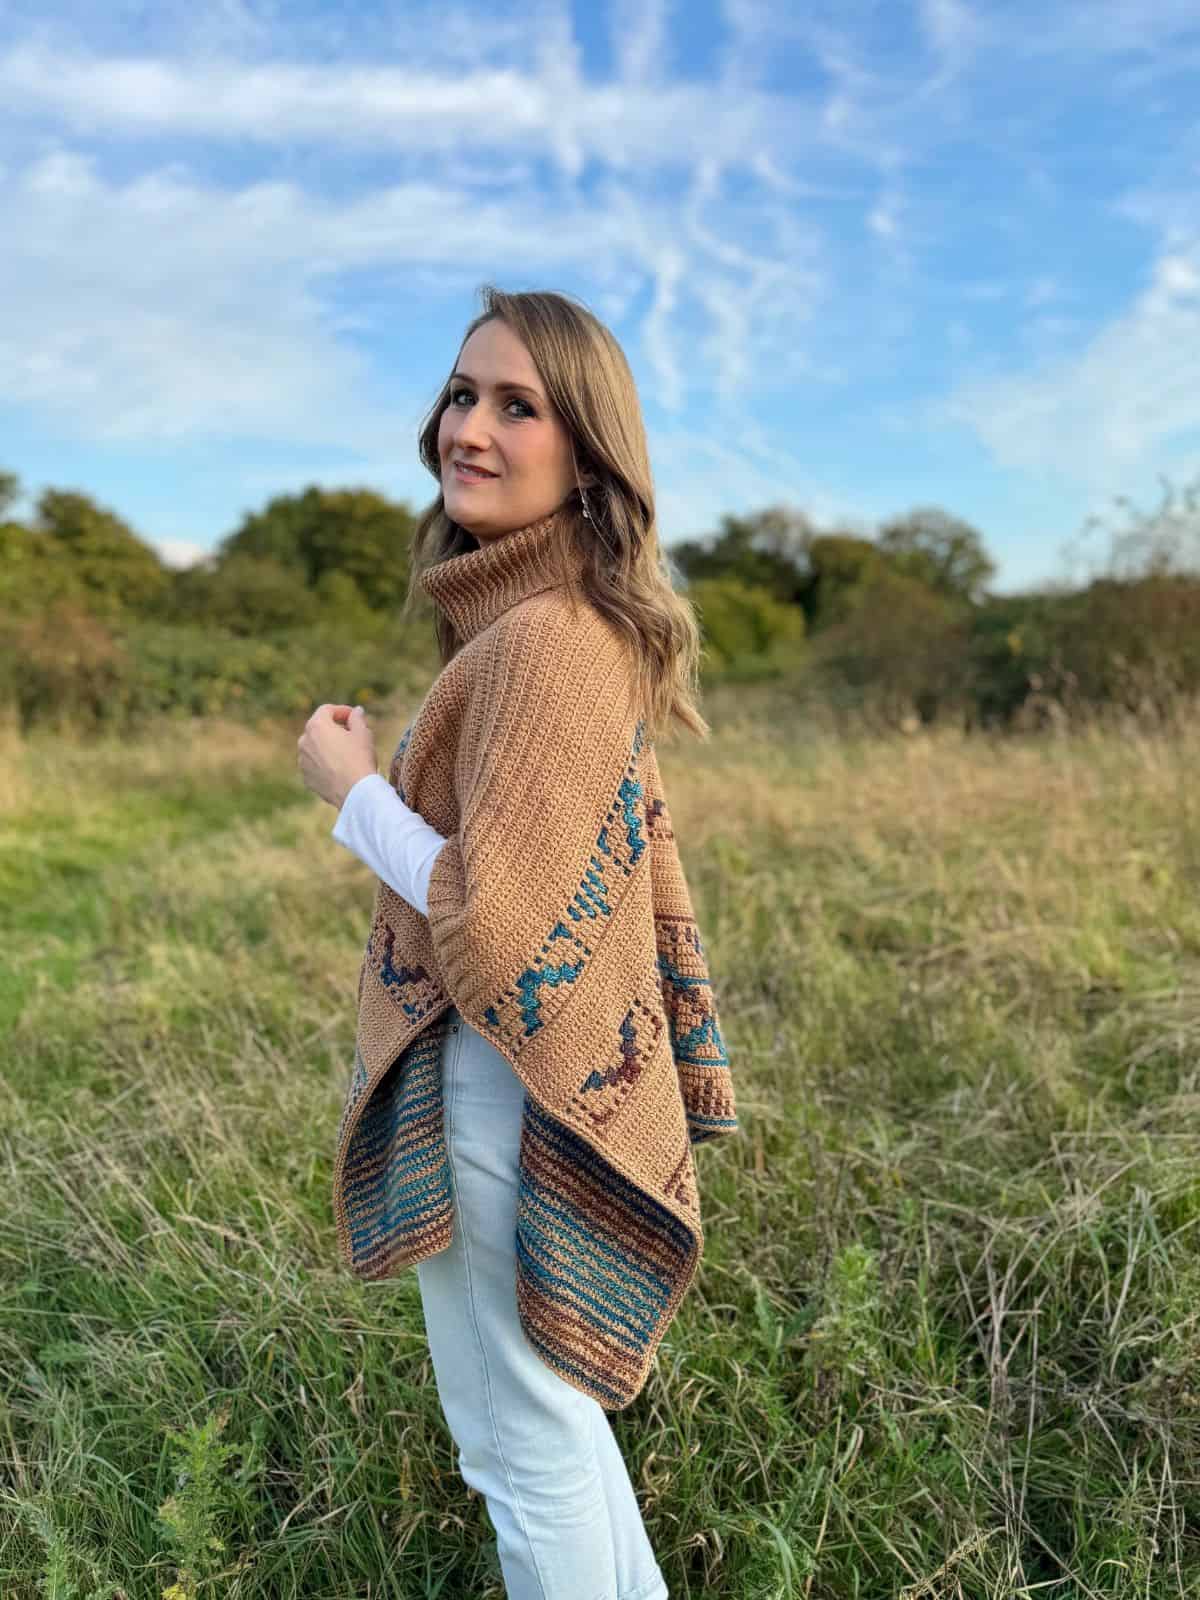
[452,461,496,483]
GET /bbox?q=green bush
[161,554,324,635]
[0,599,132,731]
[1050,574,1200,719]
[964,575,1200,728]
[687,576,806,678]
[0,610,439,733]
[806,570,968,726]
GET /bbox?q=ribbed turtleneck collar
[419,506,587,644]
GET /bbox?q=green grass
[2,695,1200,1597]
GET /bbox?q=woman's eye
[447,388,533,418]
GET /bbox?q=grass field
[3,687,1200,1599]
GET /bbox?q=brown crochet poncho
[331,505,738,1410]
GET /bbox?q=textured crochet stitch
[331,506,739,1411]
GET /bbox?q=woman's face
[437,317,581,543]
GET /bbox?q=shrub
[0,613,439,733]
[0,599,130,731]
[162,554,323,635]
[805,571,969,727]
[687,576,806,678]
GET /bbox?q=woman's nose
[448,403,492,452]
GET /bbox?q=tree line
[2,467,1198,734]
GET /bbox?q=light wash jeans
[415,1005,671,1600]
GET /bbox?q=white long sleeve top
[330,772,448,916]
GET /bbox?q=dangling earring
[579,485,593,522]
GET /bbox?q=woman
[298,286,737,1600]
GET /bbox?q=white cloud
[610,0,670,84]
[155,537,212,569]
[0,41,821,174]
[920,0,977,60]
[3,0,1198,566]
[918,0,982,91]
[1158,255,1200,297]
[651,421,859,542]
[0,125,827,444]
[945,243,1200,487]
[867,190,903,240]
[1012,0,1200,60]
[0,150,613,446]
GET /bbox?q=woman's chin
[444,485,489,522]
[445,498,481,530]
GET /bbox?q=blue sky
[2,0,1198,592]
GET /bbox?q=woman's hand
[297,704,378,810]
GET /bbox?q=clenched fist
[297,703,379,810]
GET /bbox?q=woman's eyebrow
[450,370,544,401]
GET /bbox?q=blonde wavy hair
[401,284,709,745]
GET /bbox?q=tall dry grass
[2,690,1199,1597]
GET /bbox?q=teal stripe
[352,1095,441,1159]
[515,1229,653,1354]
[351,1200,451,1270]
[347,1158,452,1251]
[516,1305,628,1409]
[519,1172,674,1306]
[348,1138,438,1182]
[517,1195,667,1338]
[345,1163,449,1228]
[526,1105,694,1250]
[345,1130,440,1179]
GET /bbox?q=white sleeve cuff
[331,773,448,917]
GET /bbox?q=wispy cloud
[653,421,860,547]
[1,146,827,444]
[1,150,601,446]
[919,0,980,74]
[610,0,670,84]
[945,244,1200,486]
[2,0,1199,583]
[156,536,211,569]
[0,0,835,443]
[0,41,823,172]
